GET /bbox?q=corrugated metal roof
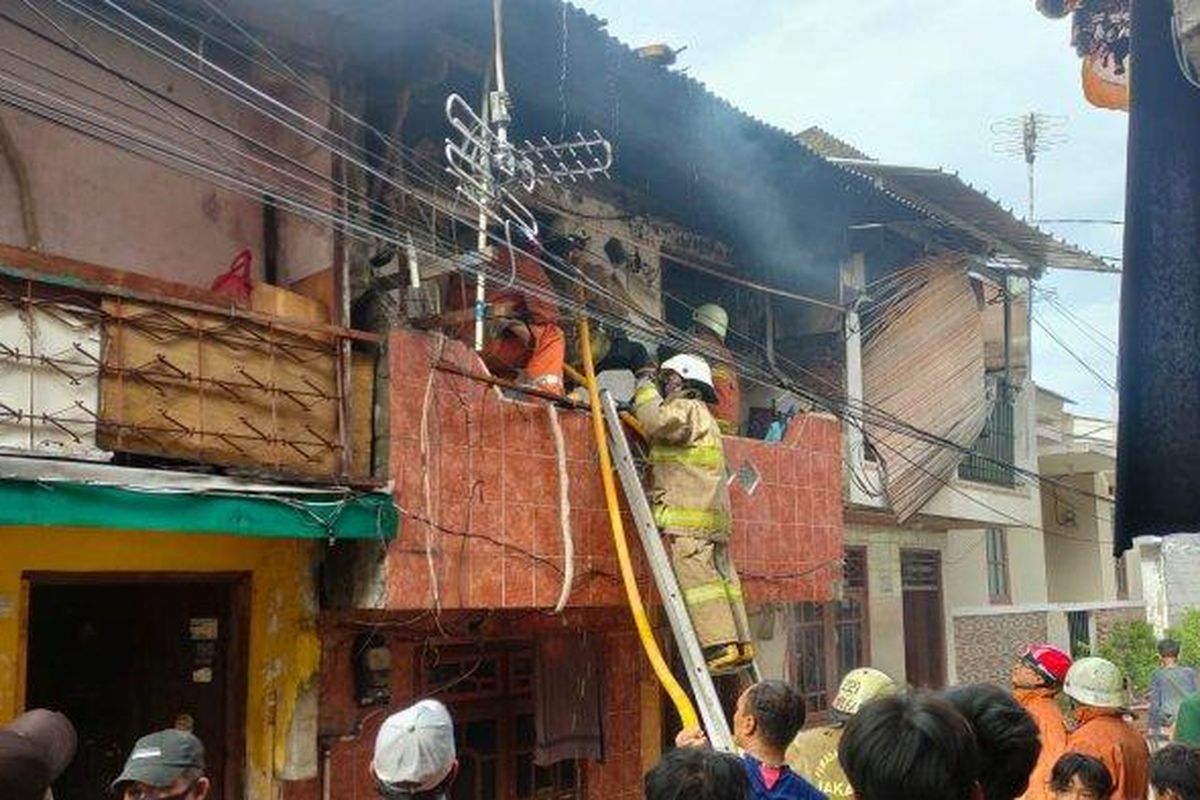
[799,127,1117,274]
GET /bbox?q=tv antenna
[991,112,1067,221]
[443,0,614,349]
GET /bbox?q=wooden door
[24,576,248,800]
[900,550,946,689]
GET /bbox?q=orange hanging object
[1081,54,1130,111]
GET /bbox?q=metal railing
[958,380,1016,487]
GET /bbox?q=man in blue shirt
[731,681,826,800]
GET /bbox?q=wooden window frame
[419,644,584,800]
[789,547,871,721]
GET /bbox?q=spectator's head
[1063,657,1126,711]
[645,746,749,800]
[1149,744,1200,800]
[372,700,457,800]
[111,729,209,800]
[1047,753,1113,800]
[732,680,806,755]
[0,709,77,800]
[1159,639,1183,662]
[831,669,899,722]
[1013,644,1072,690]
[943,684,1041,800]
[838,693,981,800]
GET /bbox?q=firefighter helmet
[831,668,899,716]
[1020,644,1072,686]
[692,304,729,342]
[1063,657,1127,709]
[660,354,717,403]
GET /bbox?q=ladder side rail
[599,390,736,752]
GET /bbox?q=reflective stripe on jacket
[634,378,732,541]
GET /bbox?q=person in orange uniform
[1012,644,1073,800]
[690,304,741,435]
[1064,657,1150,800]
[446,246,566,395]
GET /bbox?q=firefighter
[690,304,742,435]
[445,247,565,395]
[1064,657,1150,800]
[785,668,898,800]
[1012,644,1072,800]
[634,353,752,672]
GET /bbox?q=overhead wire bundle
[0,0,1120,541]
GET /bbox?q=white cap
[372,700,456,793]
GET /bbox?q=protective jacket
[1014,688,1068,800]
[633,379,731,541]
[1067,708,1150,800]
[634,377,749,650]
[696,332,742,435]
[785,726,850,800]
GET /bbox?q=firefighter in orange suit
[1012,644,1072,800]
[634,353,753,672]
[446,247,565,394]
[1064,657,1150,800]
[691,304,741,435]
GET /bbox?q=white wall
[845,523,953,686]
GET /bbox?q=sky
[577,0,1125,419]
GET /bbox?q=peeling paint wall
[0,3,333,288]
[0,527,320,799]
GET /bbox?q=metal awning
[0,458,397,540]
[827,160,1117,274]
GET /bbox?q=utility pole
[991,112,1067,220]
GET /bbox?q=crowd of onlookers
[4,639,1200,800]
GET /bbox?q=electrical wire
[1032,314,1118,392]
[0,0,1122,516]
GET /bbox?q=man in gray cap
[0,708,77,800]
[111,729,209,800]
[372,699,458,800]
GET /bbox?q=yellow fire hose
[577,316,700,730]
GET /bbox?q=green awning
[0,479,398,540]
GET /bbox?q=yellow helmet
[692,304,729,342]
[831,668,898,715]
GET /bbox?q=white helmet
[692,304,729,342]
[1063,656,1127,709]
[661,354,717,403]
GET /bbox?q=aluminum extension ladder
[599,389,760,753]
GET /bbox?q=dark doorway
[24,574,249,800]
[900,549,946,689]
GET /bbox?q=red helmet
[1021,644,1072,685]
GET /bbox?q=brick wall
[312,610,648,800]
[1094,606,1144,643]
[953,611,1048,685]
[386,329,844,612]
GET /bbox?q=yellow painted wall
[0,527,320,800]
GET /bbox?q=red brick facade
[307,329,844,800]
[386,329,844,610]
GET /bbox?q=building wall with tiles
[385,329,845,612]
[952,610,1049,685]
[308,610,653,800]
